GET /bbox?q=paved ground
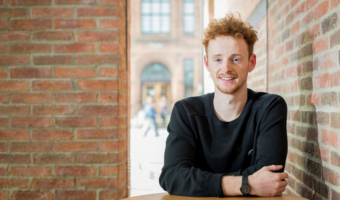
[129,118,168,197]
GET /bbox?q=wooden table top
[121,193,309,200]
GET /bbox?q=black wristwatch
[240,175,251,196]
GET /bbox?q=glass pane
[152,16,160,33]
[184,16,194,33]
[142,2,151,13]
[161,2,170,13]
[152,2,160,14]
[184,3,195,14]
[142,16,151,33]
[161,16,170,33]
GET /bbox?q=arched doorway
[140,63,171,112]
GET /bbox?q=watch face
[241,184,251,195]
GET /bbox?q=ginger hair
[202,13,258,58]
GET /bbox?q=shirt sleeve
[228,95,288,176]
[159,101,225,197]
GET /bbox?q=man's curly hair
[202,13,258,58]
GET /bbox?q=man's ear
[204,55,209,71]
[249,54,256,72]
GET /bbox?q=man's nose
[222,61,233,72]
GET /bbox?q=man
[159,13,288,197]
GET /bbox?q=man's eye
[215,58,222,62]
[232,58,240,63]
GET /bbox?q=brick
[331,112,340,129]
[54,67,96,78]
[321,129,338,148]
[0,178,29,188]
[11,190,53,200]
[77,105,118,115]
[77,129,118,139]
[332,189,340,200]
[33,31,74,41]
[321,13,338,34]
[0,44,9,53]
[0,118,8,127]
[99,165,118,176]
[0,190,8,200]
[331,151,340,167]
[32,178,74,189]
[33,55,73,65]
[314,73,330,88]
[55,190,96,200]
[0,8,29,17]
[56,117,96,127]
[11,141,53,152]
[10,43,52,54]
[0,142,8,152]
[11,93,52,104]
[99,0,119,5]
[316,111,329,126]
[55,93,96,103]
[0,105,30,115]
[291,21,300,36]
[76,153,118,163]
[0,154,30,164]
[314,0,329,20]
[321,91,338,106]
[33,154,74,164]
[99,117,119,127]
[0,94,8,104]
[11,166,52,176]
[56,166,96,176]
[330,29,340,47]
[0,0,6,5]
[78,80,118,90]
[0,129,29,140]
[99,19,119,29]
[55,19,96,29]
[313,37,328,54]
[32,129,73,140]
[0,69,7,78]
[332,0,340,9]
[11,19,52,30]
[99,43,119,53]
[54,142,96,152]
[32,80,73,91]
[0,20,7,29]
[11,68,51,78]
[11,117,53,128]
[77,7,118,17]
[10,0,51,5]
[319,146,330,162]
[316,51,338,70]
[78,31,118,41]
[76,178,118,188]
[55,43,95,53]
[55,0,96,5]
[32,7,73,17]
[99,68,118,78]
[99,141,119,151]
[0,55,30,66]
[76,55,118,65]
[33,105,74,115]
[330,70,340,87]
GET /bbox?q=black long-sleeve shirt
[159,89,288,197]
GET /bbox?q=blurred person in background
[143,96,159,137]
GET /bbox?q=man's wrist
[221,176,242,196]
[248,174,257,195]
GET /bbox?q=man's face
[204,36,256,95]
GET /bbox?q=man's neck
[213,87,248,122]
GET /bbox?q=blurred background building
[130,0,204,119]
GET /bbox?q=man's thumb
[264,165,283,172]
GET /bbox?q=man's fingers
[262,165,283,172]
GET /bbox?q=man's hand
[249,165,288,196]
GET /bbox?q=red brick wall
[265,1,340,199]
[0,0,129,199]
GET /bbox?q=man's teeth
[221,77,235,80]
